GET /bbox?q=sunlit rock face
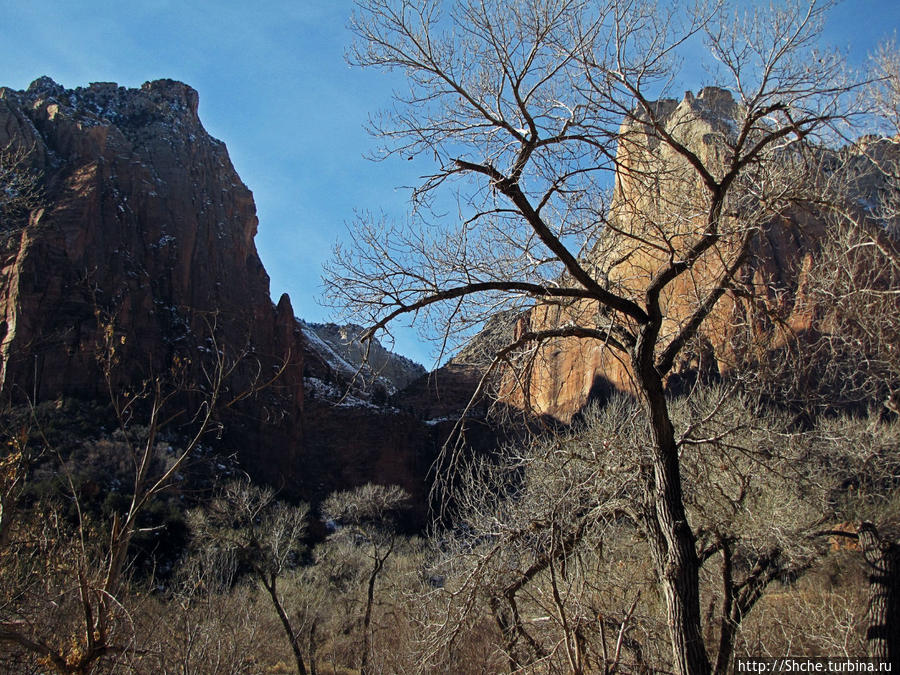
[490,88,897,421]
[0,77,281,399]
[0,78,437,511]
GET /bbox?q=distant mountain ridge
[300,320,425,396]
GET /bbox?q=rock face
[296,321,437,516]
[485,88,897,421]
[300,321,425,396]
[0,78,285,398]
[0,78,436,511]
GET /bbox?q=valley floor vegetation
[0,387,898,674]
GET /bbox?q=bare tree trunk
[637,356,711,675]
[489,597,523,673]
[858,522,900,669]
[361,560,379,675]
[713,543,791,675]
[361,542,391,675]
[308,620,318,675]
[714,540,737,675]
[262,573,308,675]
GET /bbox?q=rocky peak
[632,87,739,129]
[0,77,445,515]
[299,321,425,397]
[25,75,65,98]
[17,76,201,128]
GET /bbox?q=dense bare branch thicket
[0,326,269,673]
[414,389,900,673]
[189,480,312,675]
[794,45,900,412]
[321,483,411,675]
[324,1,881,672]
[0,141,42,236]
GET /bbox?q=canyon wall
[493,88,896,420]
[0,78,437,512]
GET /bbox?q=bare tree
[0,141,42,235]
[0,324,269,673]
[419,395,655,673]
[871,41,900,137]
[190,480,312,675]
[771,47,900,666]
[421,384,900,672]
[855,523,900,667]
[820,43,900,407]
[0,402,50,552]
[321,483,410,675]
[326,1,864,673]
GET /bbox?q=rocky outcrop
[0,78,285,398]
[0,78,437,509]
[300,321,425,396]
[297,322,438,517]
[483,88,898,421]
[0,77,312,485]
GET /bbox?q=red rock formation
[0,77,436,508]
[488,88,896,421]
[0,78,287,398]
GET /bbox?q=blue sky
[2,1,898,366]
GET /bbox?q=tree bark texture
[858,522,900,670]
[638,354,711,675]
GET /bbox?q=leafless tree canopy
[323,1,890,673]
[0,141,42,235]
[327,0,856,353]
[0,322,280,674]
[758,45,900,413]
[419,388,900,672]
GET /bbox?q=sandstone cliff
[475,88,898,421]
[0,78,288,397]
[0,78,436,512]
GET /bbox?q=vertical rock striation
[481,88,898,420]
[0,78,435,509]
